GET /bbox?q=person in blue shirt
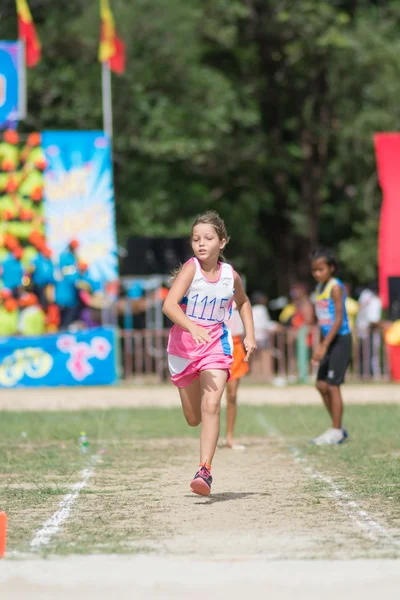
[59,239,79,272]
[126,281,146,329]
[74,262,104,328]
[1,248,24,298]
[77,262,102,294]
[311,247,352,446]
[30,247,55,307]
[55,267,80,329]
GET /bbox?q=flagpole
[18,39,27,120]
[102,61,113,139]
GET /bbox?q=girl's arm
[233,271,257,361]
[301,298,316,325]
[322,285,343,347]
[312,284,343,363]
[162,262,211,344]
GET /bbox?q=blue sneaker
[342,427,349,440]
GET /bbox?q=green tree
[2,0,400,295]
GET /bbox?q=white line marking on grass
[257,414,400,549]
[30,456,98,551]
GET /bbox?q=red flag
[374,133,400,309]
[16,0,41,68]
[99,0,126,74]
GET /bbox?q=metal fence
[120,326,391,383]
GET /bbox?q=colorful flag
[374,134,400,309]
[98,0,126,74]
[16,0,41,68]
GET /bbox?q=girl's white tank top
[180,257,235,326]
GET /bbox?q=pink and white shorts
[168,353,233,388]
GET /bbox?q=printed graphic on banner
[41,131,118,284]
[0,132,46,268]
[0,326,118,388]
[0,42,20,128]
[57,333,112,381]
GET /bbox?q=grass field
[1,402,400,557]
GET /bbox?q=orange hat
[78,261,88,272]
[70,239,79,250]
[13,247,23,260]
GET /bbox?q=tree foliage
[2,0,400,293]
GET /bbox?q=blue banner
[41,131,118,284]
[0,327,118,388]
[0,41,20,128]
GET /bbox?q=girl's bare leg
[199,369,228,465]
[226,378,240,447]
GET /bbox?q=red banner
[374,133,400,309]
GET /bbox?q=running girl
[162,211,257,495]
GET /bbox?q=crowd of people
[248,280,383,379]
[0,234,103,336]
[250,281,382,345]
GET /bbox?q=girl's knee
[185,414,202,427]
[226,392,237,405]
[202,397,221,415]
[316,380,329,394]
[328,383,340,393]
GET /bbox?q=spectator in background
[76,262,103,328]
[55,266,79,329]
[344,283,359,332]
[252,292,276,344]
[288,283,315,331]
[59,239,79,272]
[117,281,147,330]
[29,247,55,307]
[279,283,315,382]
[77,262,102,295]
[54,239,84,329]
[251,292,278,379]
[357,283,382,337]
[356,282,382,378]
[279,283,315,330]
[0,247,24,298]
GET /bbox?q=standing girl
[162,211,256,495]
[311,247,352,445]
[225,301,249,449]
